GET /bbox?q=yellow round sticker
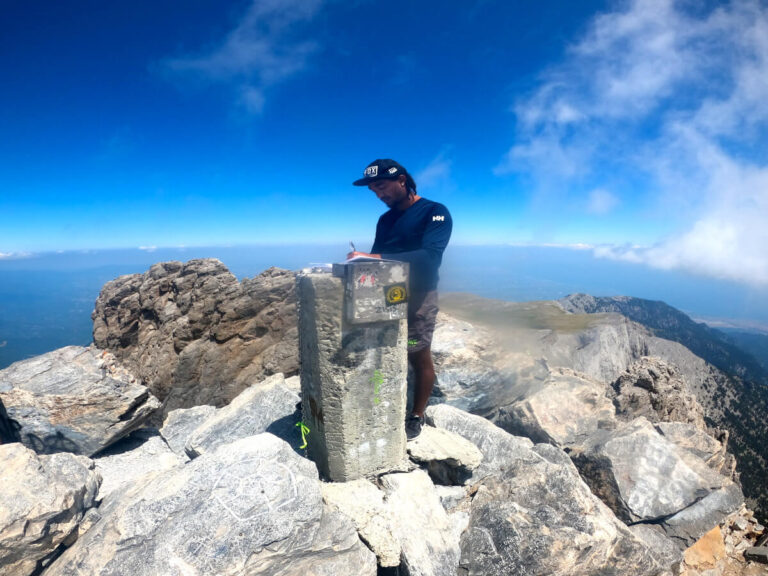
[386,285,407,304]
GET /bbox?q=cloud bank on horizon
[503,0,768,286]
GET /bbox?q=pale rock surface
[661,483,744,548]
[574,418,735,524]
[321,478,401,567]
[94,431,185,502]
[92,260,298,414]
[159,404,217,458]
[45,433,376,576]
[656,421,730,472]
[426,405,666,576]
[406,425,483,485]
[425,404,535,479]
[494,367,618,448]
[0,442,100,576]
[0,346,160,455]
[184,373,300,458]
[630,524,685,571]
[457,443,667,576]
[380,469,461,576]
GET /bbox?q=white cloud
[161,0,323,114]
[503,0,768,286]
[138,246,157,252]
[415,154,455,194]
[0,251,32,259]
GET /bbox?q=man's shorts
[407,290,439,353]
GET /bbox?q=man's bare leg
[408,347,435,417]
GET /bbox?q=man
[348,159,452,439]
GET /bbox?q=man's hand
[346,251,382,260]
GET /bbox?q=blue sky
[2,0,767,287]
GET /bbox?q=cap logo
[364,166,379,177]
[388,167,398,174]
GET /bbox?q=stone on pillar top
[297,260,409,481]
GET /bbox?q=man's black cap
[353,159,406,186]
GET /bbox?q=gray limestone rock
[426,405,666,575]
[94,431,185,502]
[184,373,300,458]
[321,478,401,567]
[574,417,731,523]
[159,404,217,458]
[655,421,728,470]
[45,433,377,576]
[612,357,707,428]
[92,260,299,415]
[494,367,618,449]
[425,403,536,479]
[0,346,160,456]
[0,442,100,576]
[380,469,462,576]
[660,482,744,548]
[457,445,667,576]
[407,425,483,485]
[629,524,684,572]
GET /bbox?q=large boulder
[45,433,376,576]
[573,418,739,527]
[92,260,298,414]
[0,346,160,455]
[94,430,185,502]
[0,443,100,576]
[426,405,666,576]
[612,357,707,429]
[380,469,462,576]
[184,373,301,458]
[494,367,618,449]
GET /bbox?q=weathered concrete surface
[322,478,401,567]
[0,442,100,576]
[380,469,461,576]
[184,373,300,458]
[0,346,160,456]
[297,271,407,481]
[45,433,377,576]
[92,260,299,414]
[406,425,483,485]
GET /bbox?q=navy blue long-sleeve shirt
[371,198,452,292]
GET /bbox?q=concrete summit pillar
[297,261,409,481]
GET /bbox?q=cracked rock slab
[322,478,401,567]
[0,442,101,576]
[0,346,160,456]
[407,425,483,485]
[45,433,376,576]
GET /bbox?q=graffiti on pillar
[370,369,384,405]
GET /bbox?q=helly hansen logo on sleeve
[432,215,445,221]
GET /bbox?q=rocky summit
[1,259,767,576]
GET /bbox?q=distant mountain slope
[559,294,768,521]
[559,294,768,385]
[720,329,768,373]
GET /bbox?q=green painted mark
[407,338,419,347]
[370,369,383,405]
[296,421,310,449]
